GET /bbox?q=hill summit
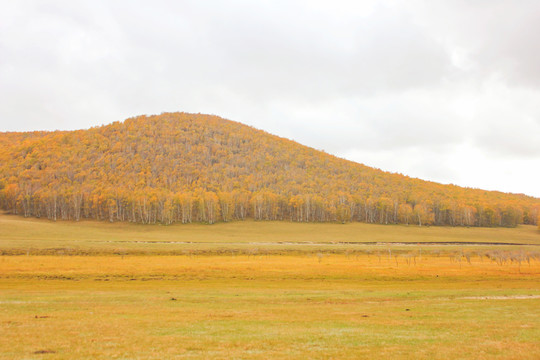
[1,112,538,227]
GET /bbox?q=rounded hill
[1,112,538,226]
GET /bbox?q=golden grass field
[1,214,539,254]
[1,214,539,359]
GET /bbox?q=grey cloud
[410,0,540,87]
[194,2,451,99]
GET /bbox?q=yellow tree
[218,191,233,222]
[398,203,413,225]
[413,203,433,226]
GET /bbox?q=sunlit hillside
[0,112,539,226]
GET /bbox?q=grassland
[1,214,539,254]
[1,214,539,359]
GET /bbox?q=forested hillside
[1,112,539,227]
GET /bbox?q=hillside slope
[1,112,538,226]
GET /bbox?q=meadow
[1,214,539,359]
[1,214,539,254]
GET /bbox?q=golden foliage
[1,112,539,226]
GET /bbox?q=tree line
[1,112,539,227]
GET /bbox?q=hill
[0,112,539,226]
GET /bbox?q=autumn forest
[1,112,539,227]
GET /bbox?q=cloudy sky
[1,0,539,197]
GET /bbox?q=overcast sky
[1,0,539,197]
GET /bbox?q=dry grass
[1,214,539,359]
[1,254,539,359]
[1,214,539,255]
